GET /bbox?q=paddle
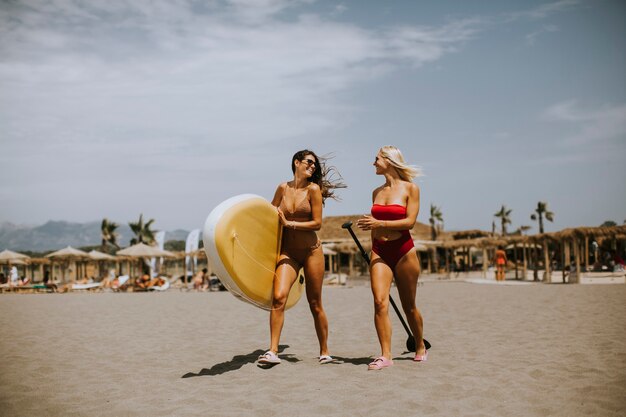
[342,221,431,352]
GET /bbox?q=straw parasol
[449,230,491,240]
[0,249,30,264]
[45,246,90,282]
[116,243,176,279]
[88,250,116,261]
[46,246,90,259]
[116,243,175,258]
[87,250,117,279]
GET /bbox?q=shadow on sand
[328,350,415,366]
[325,356,372,366]
[182,345,299,378]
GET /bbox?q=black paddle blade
[406,336,416,352]
[407,337,432,352]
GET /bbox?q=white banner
[185,229,201,277]
[150,231,166,277]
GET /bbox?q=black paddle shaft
[342,221,430,352]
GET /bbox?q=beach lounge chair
[111,275,130,291]
[31,283,56,293]
[71,281,104,291]
[0,283,53,293]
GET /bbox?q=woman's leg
[370,253,394,359]
[303,246,330,356]
[394,249,426,355]
[269,257,299,353]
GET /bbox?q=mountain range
[0,221,190,252]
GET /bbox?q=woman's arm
[271,183,285,207]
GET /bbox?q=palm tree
[530,201,554,234]
[429,204,443,241]
[101,218,120,250]
[129,214,157,245]
[514,225,532,235]
[494,205,512,236]
[429,204,444,273]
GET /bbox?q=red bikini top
[371,204,407,221]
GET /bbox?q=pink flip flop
[368,356,393,370]
[258,351,281,365]
[414,350,428,362]
[319,355,334,364]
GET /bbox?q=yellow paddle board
[203,194,304,310]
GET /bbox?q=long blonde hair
[379,145,422,181]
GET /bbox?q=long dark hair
[291,149,346,203]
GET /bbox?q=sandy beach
[1,280,624,417]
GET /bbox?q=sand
[1,281,625,417]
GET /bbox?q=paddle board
[203,194,304,310]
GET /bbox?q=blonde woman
[257,150,344,366]
[356,146,427,370]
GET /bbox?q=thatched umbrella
[0,249,30,263]
[116,243,175,279]
[88,250,116,279]
[88,250,115,261]
[549,225,626,283]
[449,230,491,240]
[45,246,90,283]
[0,249,31,283]
[117,243,174,258]
[46,246,90,258]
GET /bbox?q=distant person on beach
[76,276,94,285]
[356,145,427,370]
[134,274,152,290]
[102,275,127,290]
[9,266,19,286]
[208,273,226,291]
[257,149,344,366]
[150,276,167,288]
[494,246,507,281]
[192,269,205,290]
[200,268,210,290]
[451,258,460,277]
[614,252,625,272]
[43,270,58,292]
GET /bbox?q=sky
[1,0,625,235]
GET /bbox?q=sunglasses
[301,158,316,167]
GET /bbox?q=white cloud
[507,0,581,21]
[0,0,489,227]
[1,0,614,231]
[332,4,348,16]
[544,100,626,145]
[525,24,558,45]
[0,0,485,156]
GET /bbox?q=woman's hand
[356,215,383,231]
[277,207,288,226]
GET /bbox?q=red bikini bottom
[372,233,415,271]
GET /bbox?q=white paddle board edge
[203,194,271,310]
